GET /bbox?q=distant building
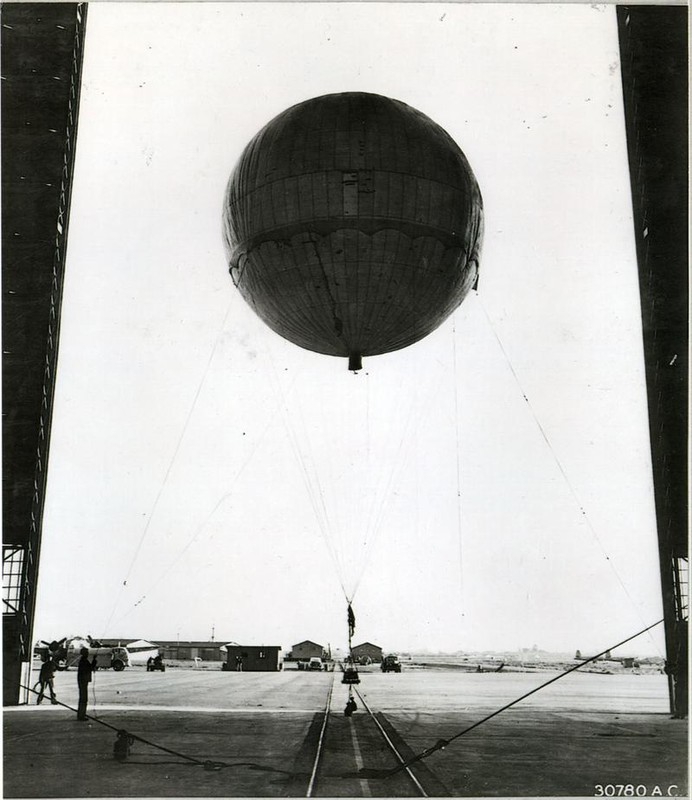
[351,642,383,663]
[288,641,326,661]
[223,645,283,672]
[100,639,227,662]
[156,641,226,662]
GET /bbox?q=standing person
[77,647,97,720]
[36,658,58,705]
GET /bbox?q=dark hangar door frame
[617,5,688,718]
[2,3,87,705]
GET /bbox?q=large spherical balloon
[223,92,483,369]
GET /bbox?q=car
[381,654,401,673]
[308,657,324,671]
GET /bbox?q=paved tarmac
[3,665,688,797]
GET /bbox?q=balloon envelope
[223,92,483,368]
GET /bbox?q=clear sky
[34,3,665,658]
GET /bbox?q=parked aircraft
[35,635,129,671]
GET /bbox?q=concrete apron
[3,704,688,797]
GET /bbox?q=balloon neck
[348,353,363,372]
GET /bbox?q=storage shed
[223,645,283,672]
[156,641,226,662]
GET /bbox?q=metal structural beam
[2,3,87,705]
[617,5,688,718]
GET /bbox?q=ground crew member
[36,658,58,705]
[77,647,97,720]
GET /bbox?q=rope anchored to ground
[371,618,665,779]
[17,682,289,773]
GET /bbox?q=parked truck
[381,654,402,673]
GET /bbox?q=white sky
[34,2,665,658]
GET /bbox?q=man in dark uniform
[36,658,58,705]
[77,647,97,720]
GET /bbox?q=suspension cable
[265,355,348,599]
[349,364,447,602]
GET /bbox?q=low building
[223,645,283,672]
[156,641,226,662]
[351,642,383,663]
[99,638,228,663]
[288,640,326,661]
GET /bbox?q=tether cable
[106,369,300,630]
[451,318,465,621]
[18,682,249,772]
[101,296,235,636]
[475,294,662,652]
[381,618,664,777]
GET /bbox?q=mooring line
[383,618,664,777]
[18,682,240,771]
